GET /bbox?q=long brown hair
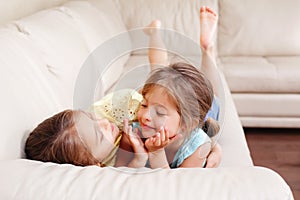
[142,62,219,137]
[25,110,100,166]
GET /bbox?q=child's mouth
[140,123,158,138]
[141,124,155,131]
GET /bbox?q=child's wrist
[133,153,148,162]
[128,154,148,168]
[148,148,165,156]
[148,149,170,169]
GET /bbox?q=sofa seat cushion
[0,160,293,200]
[233,93,300,118]
[239,116,300,128]
[220,56,300,93]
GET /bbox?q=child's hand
[123,119,148,167]
[123,119,147,154]
[205,142,222,168]
[145,127,181,152]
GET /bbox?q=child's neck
[165,136,185,163]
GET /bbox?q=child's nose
[142,108,152,121]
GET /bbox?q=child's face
[74,111,120,162]
[137,87,180,139]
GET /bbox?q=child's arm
[205,142,222,168]
[146,131,170,169]
[144,20,169,71]
[148,149,170,169]
[179,142,211,168]
[126,125,148,168]
[145,128,181,169]
[115,120,148,168]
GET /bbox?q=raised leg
[144,20,169,71]
[200,6,218,56]
[200,6,220,96]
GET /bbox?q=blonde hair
[142,62,219,137]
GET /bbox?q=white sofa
[217,0,300,128]
[0,0,294,199]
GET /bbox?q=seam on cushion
[12,22,30,36]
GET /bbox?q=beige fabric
[218,0,300,56]
[92,89,142,128]
[0,159,294,200]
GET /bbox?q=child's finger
[132,128,143,145]
[164,127,169,142]
[127,126,133,140]
[131,127,138,137]
[123,119,129,133]
[155,133,161,146]
[160,127,165,142]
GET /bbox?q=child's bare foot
[143,20,162,35]
[200,6,218,50]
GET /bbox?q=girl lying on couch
[25,6,222,169]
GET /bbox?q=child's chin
[141,129,156,139]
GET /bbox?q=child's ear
[192,119,200,128]
[179,119,199,134]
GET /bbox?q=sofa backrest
[0,0,129,160]
[0,0,68,26]
[218,0,300,56]
[113,0,219,57]
[114,0,201,43]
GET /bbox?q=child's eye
[156,112,166,116]
[141,104,147,108]
[156,109,167,116]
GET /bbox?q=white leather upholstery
[0,0,294,199]
[0,159,293,200]
[221,56,300,93]
[217,0,300,127]
[0,0,68,26]
[218,0,300,56]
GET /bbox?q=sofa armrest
[0,159,293,200]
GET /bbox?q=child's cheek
[168,120,181,137]
[136,110,142,122]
